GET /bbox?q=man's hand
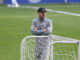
[43,29,47,32]
[34,27,38,30]
[34,28,47,32]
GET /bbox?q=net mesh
[23,38,36,60]
[53,43,77,60]
[21,36,78,60]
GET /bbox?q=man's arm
[31,20,43,35]
[42,20,52,35]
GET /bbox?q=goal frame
[20,35,80,60]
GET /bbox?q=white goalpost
[20,35,80,60]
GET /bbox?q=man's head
[38,7,47,19]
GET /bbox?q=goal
[20,35,80,60]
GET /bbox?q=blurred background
[2,0,80,4]
[0,0,80,60]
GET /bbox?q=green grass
[0,4,80,60]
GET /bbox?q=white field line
[20,6,80,16]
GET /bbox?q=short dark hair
[38,7,47,13]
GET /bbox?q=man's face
[38,12,46,19]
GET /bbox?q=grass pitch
[0,4,80,60]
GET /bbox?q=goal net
[20,35,80,60]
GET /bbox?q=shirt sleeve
[31,20,43,35]
[42,20,52,35]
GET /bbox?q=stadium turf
[0,4,80,60]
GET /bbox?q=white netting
[22,38,36,60]
[53,43,77,60]
[21,36,80,60]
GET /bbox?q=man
[31,7,53,60]
[7,0,19,7]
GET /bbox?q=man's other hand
[43,29,47,32]
[34,27,38,30]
